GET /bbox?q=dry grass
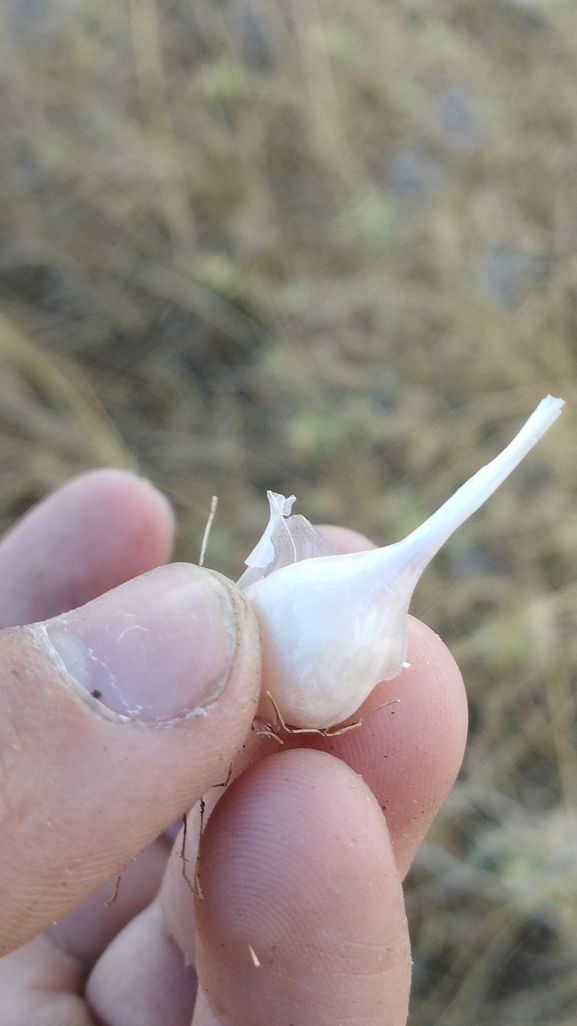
[1,0,577,1020]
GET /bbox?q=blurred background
[1,0,576,1021]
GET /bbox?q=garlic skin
[241,396,564,730]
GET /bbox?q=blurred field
[1,0,577,1021]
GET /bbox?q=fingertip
[0,468,177,626]
[316,524,378,553]
[43,467,177,574]
[0,566,261,953]
[80,468,176,548]
[189,749,411,1026]
[405,614,469,746]
[309,616,468,878]
[86,899,198,1026]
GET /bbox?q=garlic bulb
[241,396,564,730]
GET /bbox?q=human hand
[0,471,467,1026]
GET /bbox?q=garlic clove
[244,396,564,730]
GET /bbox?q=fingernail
[35,564,238,721]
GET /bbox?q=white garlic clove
[243,395,564,730]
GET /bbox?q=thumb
[0,563,260,955]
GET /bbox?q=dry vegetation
[1,0,577,1021]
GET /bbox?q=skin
[0,470,468,1026]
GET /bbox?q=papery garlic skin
[243,396,564,730]
[238,491,336,590]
